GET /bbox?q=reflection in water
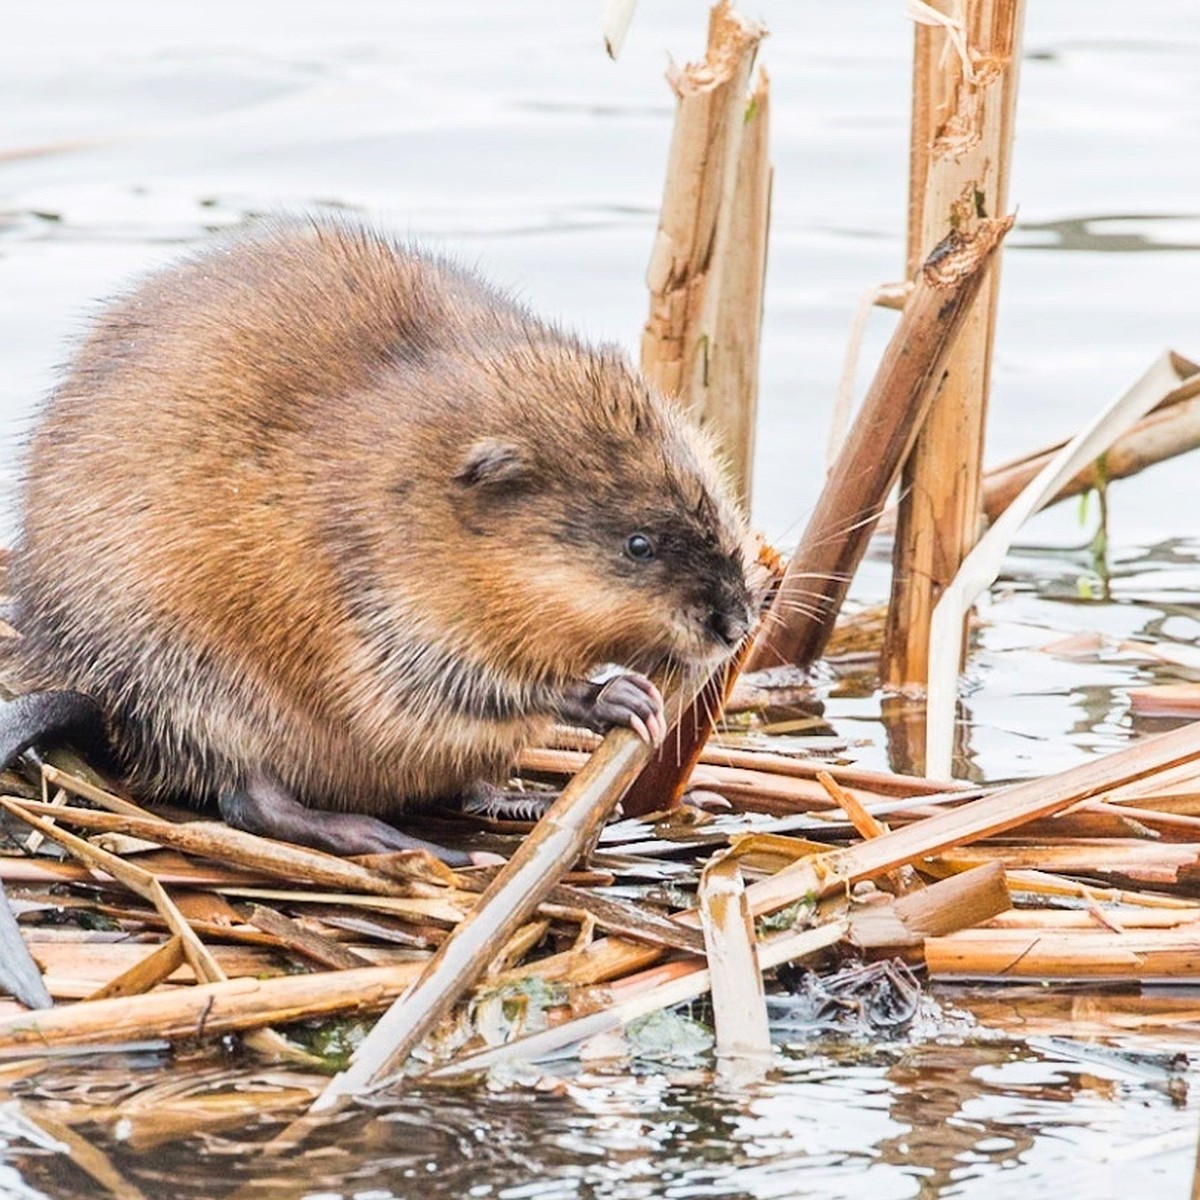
[3,1038,1195,1198]
[1014,214,1200,254]
[853,537,1200,785]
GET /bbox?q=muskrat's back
[14,220,752,832]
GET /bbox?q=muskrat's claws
[459,782,556,823]
[597,673,666,747]
[555,674,666,746]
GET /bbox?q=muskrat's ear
[455,439,528,489]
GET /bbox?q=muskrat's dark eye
[624,532,656,562]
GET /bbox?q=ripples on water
[1,2,1199,1195]
[1,1037,1193,1198]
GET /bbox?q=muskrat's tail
[0,690,111,1009]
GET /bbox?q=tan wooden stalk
[85,936,186,1001]
[242,905,373,971]
[5,796,414,899]
[0,963,425,1052]
[530,736,969,797]
[305,673,703,1112]
[746,217,1012,671]
[925,926,1200,980]
[699,854,770,1060]
[846,862,1010,952]
[884,0,1027,689]
[641,1,768,507]
[742,718,1200,917]
[704,67,771,509]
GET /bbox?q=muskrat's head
[442,340,756,683]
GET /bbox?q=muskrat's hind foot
[458,780,557,823]
[219,772,477,866]
[555,674,666,746]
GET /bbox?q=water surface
[2,3,1199,1196]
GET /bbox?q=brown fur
[13,219,751,817]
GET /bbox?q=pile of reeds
[5,719,1200,1107]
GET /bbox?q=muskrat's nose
[706,604,751,649]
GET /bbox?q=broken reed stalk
[0,797,304,1061]
[433,861,1010,1078]
[641,0,768,509]
[428,921,847,1079]
[620,627,753,817]
[743,717,1200,916]
[849,862,1011,953]
[524,740,969,798]
[980,352,1200,524]
[4,797,413,899]
[705,66,771,511]
[883,0,1027,692]
[305,673,704,1114]
[0,963,425,1053]
[925,927,1200,980]
[698,853,770,1060]
[746,217,1013,671]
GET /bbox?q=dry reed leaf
[217,887,468,926]
[601,0,639,58]
[242,905,372,971]
[981,353,1200,525]
[546,884,706,955]
[925,350,1198,778]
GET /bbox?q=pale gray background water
[1,3,1199,1196]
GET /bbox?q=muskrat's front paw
[556,674,666,745]
[596,673,666,746]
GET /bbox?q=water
[1,1038,1194,1198]
[2,2,1200,1195]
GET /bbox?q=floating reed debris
[306,671,706,1113]
[0,706,1199,1123]
[699,851,770,1061]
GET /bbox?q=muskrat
[3,219,754,869]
